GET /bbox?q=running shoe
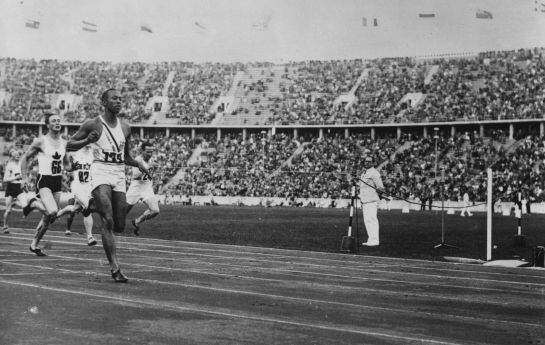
[87,236,97,246]
[29,246,46,257]
[111,269,128,283]
[22,198,35,218]
[131,219,140,236]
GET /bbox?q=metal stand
[340,183,357,253]
[513,191,526,248]
[355,196,360,254]
[434,171,458,250]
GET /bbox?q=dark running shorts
[5,183,23,198]
[36,175,62,194]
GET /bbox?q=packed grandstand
[1,47,545,205]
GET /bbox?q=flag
[252,14,271,31]
[140,24,152,33]
[476,9,493,19]
[82,20,97,32]
[194,21,207,31]
[362,17,367,26]
[419,13,435,18]
[25,19,40,29]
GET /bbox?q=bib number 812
[103,151,124,163]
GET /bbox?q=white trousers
[460,203,472,216]
[362,201,379,244]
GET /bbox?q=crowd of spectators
[167,132,298,196]
[405,48,545,123]
[167,63,236,124]
[1,58,72,122]
[2,48,544,125]
[1,125,545,206]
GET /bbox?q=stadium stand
[1,48,545,204]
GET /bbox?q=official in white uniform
[359,156,384,247]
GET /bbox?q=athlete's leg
[92,185,121,272]
[126,203,135,216]
[134,197,160,227]
[3,195,13,231]
[66,211,76,233]
[111,191,127,233]
[57,201,80,219]
[30,189,59,251]
[83,215,96,246]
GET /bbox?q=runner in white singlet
[126,142,160,236]
[20,113,69,256]
[56,145,97,245]
[2,149,27,233]
[67,88,150,283]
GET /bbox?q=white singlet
[37,136,66,176]
[126,156,155,205]
[3,160,22,184]
[90,116,127,192]
[70,148,94,208]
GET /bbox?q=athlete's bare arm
[122,123,150,176]
[67,119,100,152]
[63,152,72,172]
[20,137,43,187]
[64,154,75,173]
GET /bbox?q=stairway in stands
[269,141,309,177]
[218,65,287,126]
[145,70,177,125]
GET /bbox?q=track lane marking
[4,228,544,278]
[3,237,545,294]
[0,277,468,345]
[4,229,544,281]
[2,257,543,328]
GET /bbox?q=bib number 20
[103,151,124,163]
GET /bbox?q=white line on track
[4,228,545,281]
[3,235,545,294]
[5,228,544,279]
[0,278,467,345]
[1,253,543,329]
[0,250,523,308]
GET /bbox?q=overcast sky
[0,0,544,62]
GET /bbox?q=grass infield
[7,204,545,262]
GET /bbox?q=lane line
[0,253,525,307]
[2,239,544,295]
[0,278,467,345]
[3,234,544,288]
[4,228,543,278]
[2,258,543,328]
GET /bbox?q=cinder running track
[0,228,544,345]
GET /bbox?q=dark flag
[25,19,40,29]
[476,9,493,19]
[141,24,152,33]
[82,20,97,32]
